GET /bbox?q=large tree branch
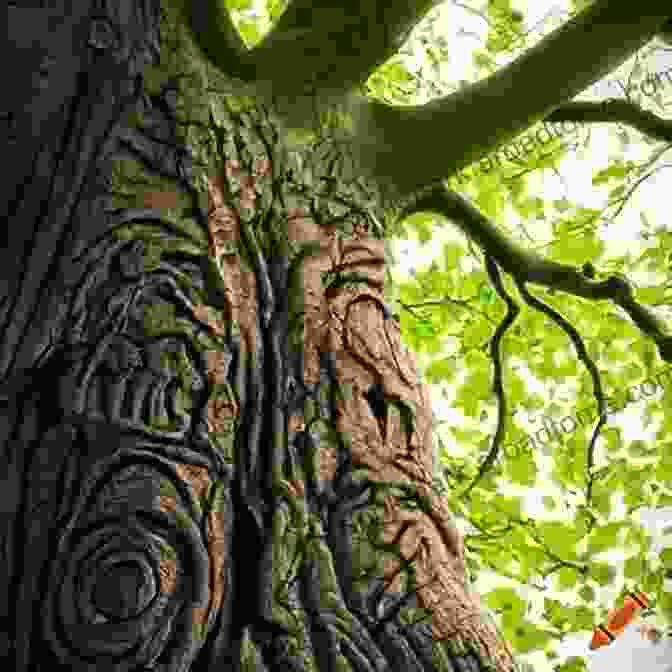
[354,1,671,198]
[183,2,256,81]
[545,99,672,144]
[181,1,670,201]
[395,182,672,363]
[249,0,440,97]
[183,0,440,99]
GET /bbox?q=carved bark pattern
[283,193,514,672]
[0,2,519,670]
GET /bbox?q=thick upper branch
[356,1,671,198]
[546,99,672,143]
[184,2,256,81]
[250,0,440,97]
[184,0,439,98]
[182,1,670,202]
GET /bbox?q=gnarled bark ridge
[3,1,669,670]
[0,1,517,670]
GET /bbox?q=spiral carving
[38,429,227,671]
[1,3,520,669]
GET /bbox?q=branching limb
[358,2,671,197]
[249,0,439,97]
[395,182,672,363]
[462,255,519,496]
[397,181,671,493]
[182,2,670,200]
[545,99,672,144]
[184,0,439,106]
[183,2,256,81]
[512,280,606,504]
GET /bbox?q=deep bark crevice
[3,1,670,670]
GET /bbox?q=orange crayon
[589,592,650,650]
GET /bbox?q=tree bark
[3,1,667,671]
[0,2,517,670]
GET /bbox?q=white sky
[384,2,672,671]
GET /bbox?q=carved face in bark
[4,81,515,672]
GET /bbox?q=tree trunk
[0,2,521,670]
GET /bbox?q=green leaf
[454,380,481,418]
[636,286,667,304]
[550,232,605,265]
[578,585,596,602]
[591,162,630,185]
[558,567,579,589]
[589,562,617,585]
[462,318,492,349]
[236,18,262,47]
[553,198,572,212]
[542,496,557,511]
[484,587,526,620]
[479,284,496,304]
[587,522,622,555]
[537,522,583,559]
[413,317,436,338]
[624,554,645,579]
[508,454,537,486]
[627,439,650,457]
[443,242,464,269]
[497,496,523,518]
[661,548,672,569]
[450,426,487,448]
[268,0,287,21]
[406,212,435,245]
[608,184,626,200]
[425,356,457,384]
[226,0,253,10]
[379,60,414,84]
